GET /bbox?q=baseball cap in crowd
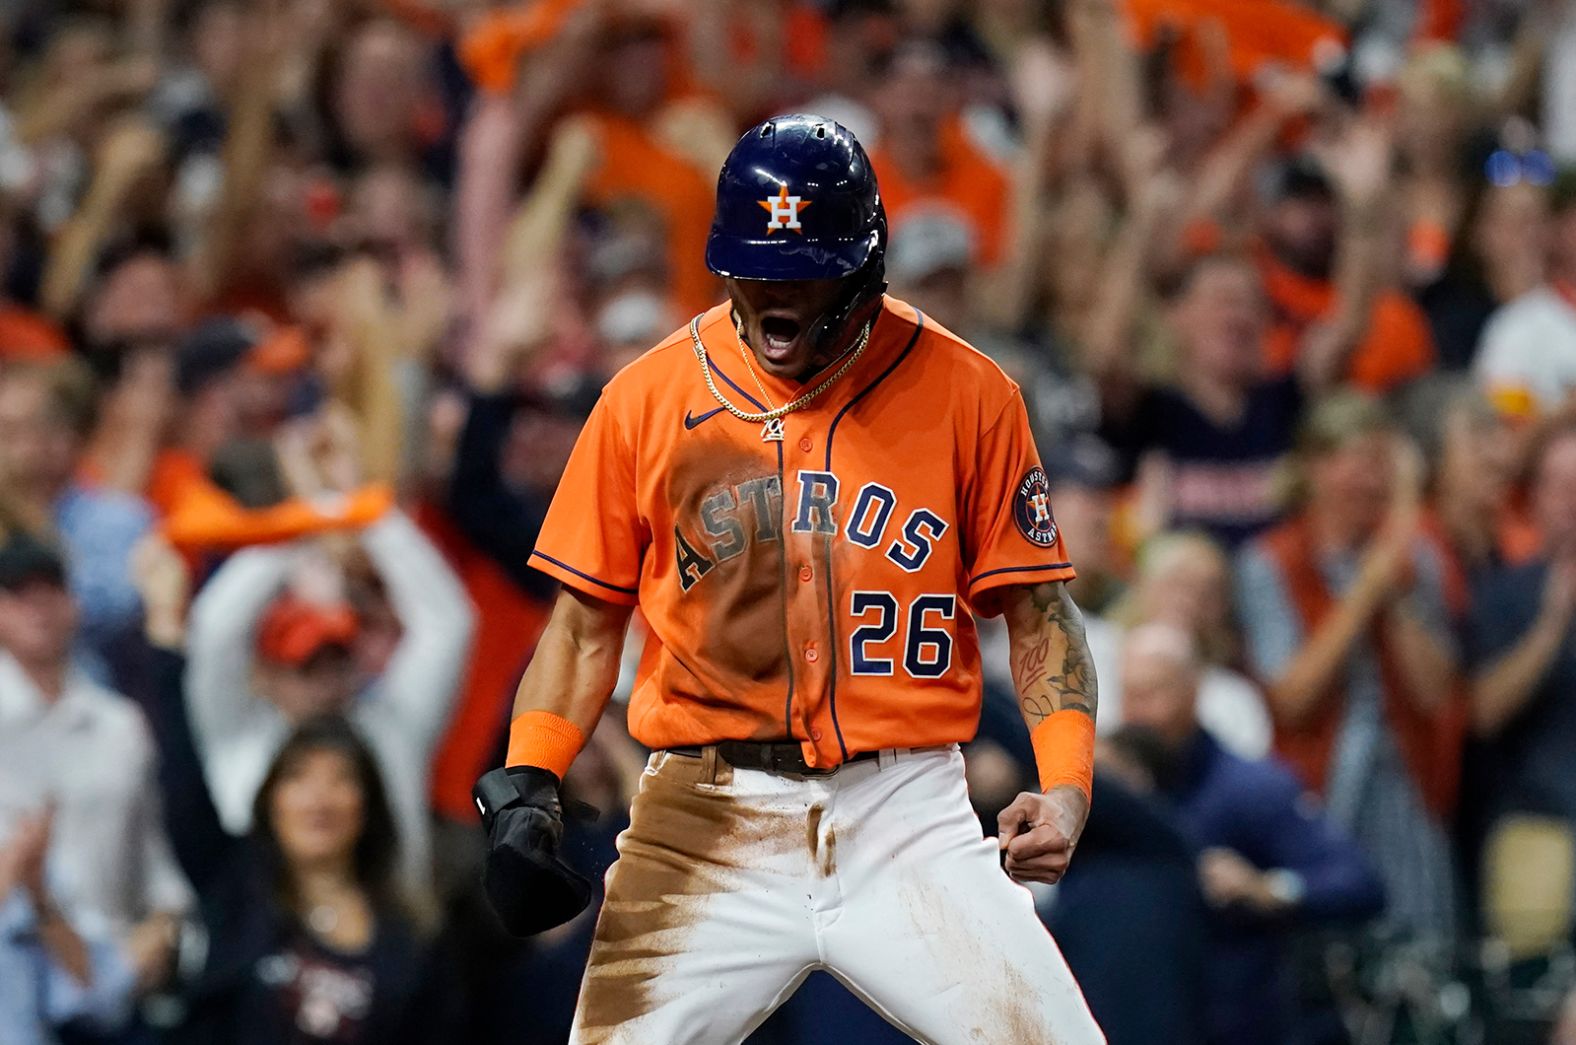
[175,316,261,395]
[256,593,360,668]
[886,209,977,287]
[0,532,67,592]
[1266,155,1335,203]
[1044,434,1123,492]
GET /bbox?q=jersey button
[811,728,823,741]
[798,564,813,582]
[798,436,813,452]
[804,645,819,663]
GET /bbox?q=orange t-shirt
[581,112,721,318]
[870,122,1011,268]
[1260,255,1437,393]
[0,306,69,361]
[1123,0,1346,84]
[529,296,1075,768]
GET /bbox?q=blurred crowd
[2,0,1576,1043]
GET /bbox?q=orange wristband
[1029,709,1095,801]
[505,710,586,780]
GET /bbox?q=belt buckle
[767,745,804,775]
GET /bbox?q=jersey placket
[778,411,841,767]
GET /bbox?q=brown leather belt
[666,740,879,776]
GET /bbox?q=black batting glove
[473,766,594,937]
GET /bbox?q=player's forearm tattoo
[1009,582,1097,726]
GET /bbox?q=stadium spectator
[1413,145,1551,371]
[0,809,138,1043]
[1105,532,1273,760]
[1087,118,1394,548]
[1467,424,1576,957]
[1475,170,1576,422]
[0,358,153,681]
[1093,252,1308,548]
[0,531,190,1002]
[136,534,458,1043]
[1237,393,1464,945]
[1119,622,1384,1045]
[183,475,473,891]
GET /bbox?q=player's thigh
[571,751,818,1045]
[822,761,1103,1045]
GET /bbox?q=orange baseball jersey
[529,296,1075,769]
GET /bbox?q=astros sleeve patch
[962,390,1075,610]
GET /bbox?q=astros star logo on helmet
[759,185,811,234]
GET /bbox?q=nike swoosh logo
[683,407,725,430]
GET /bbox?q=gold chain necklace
[688,314,872,442]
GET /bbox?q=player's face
[727,277,848,380]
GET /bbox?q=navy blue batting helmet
[705,114,887,283]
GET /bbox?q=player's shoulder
[884,296,1023,408]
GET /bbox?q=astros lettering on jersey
[529,296,1075,770]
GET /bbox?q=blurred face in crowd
[1437,396,1517,515]
[1471,182,1549,286]
[334,21,426,163]
[727,276,850,379]
[822,7,898,95]
[1136,537,1231,645]
[1119,626,1200,749]
[192,1,244,98]
[0,372,79,494]
[1396,59,1470,165]
[82,252,185,351]
[345,165,435,258]
[0,578,78,669]
[894,267,969,333]
[1533,431,1576,556]
[1171,258,1267,387]
[1308,429,1395,540]
[876,45,951,167]
[896,0,958,33]
[1552,204,1576,282]
[1265,193,1338,279]
[259,647,360,724]
[269,747,365,871]
[1049,483,1113,585]
[601,29,670,118]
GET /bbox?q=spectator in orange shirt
[1259,155,1437,394]
[869,40,1009,270]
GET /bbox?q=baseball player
[473,114,1104,1044]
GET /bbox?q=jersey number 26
[848,592,956,679]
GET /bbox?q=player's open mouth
[759,315,804,360]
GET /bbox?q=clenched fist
[997,786,1089,885]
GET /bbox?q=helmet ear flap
[805,248,888,358]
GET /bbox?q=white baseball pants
[569,744,1104,1044]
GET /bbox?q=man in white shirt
[184,509,474,892]
[1476,182,1576,418]
[0,534,190,992]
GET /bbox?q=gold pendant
[761,418,785,442]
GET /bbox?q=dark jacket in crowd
[1163,729,1385,1045]
[1049,773,1210,1045]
